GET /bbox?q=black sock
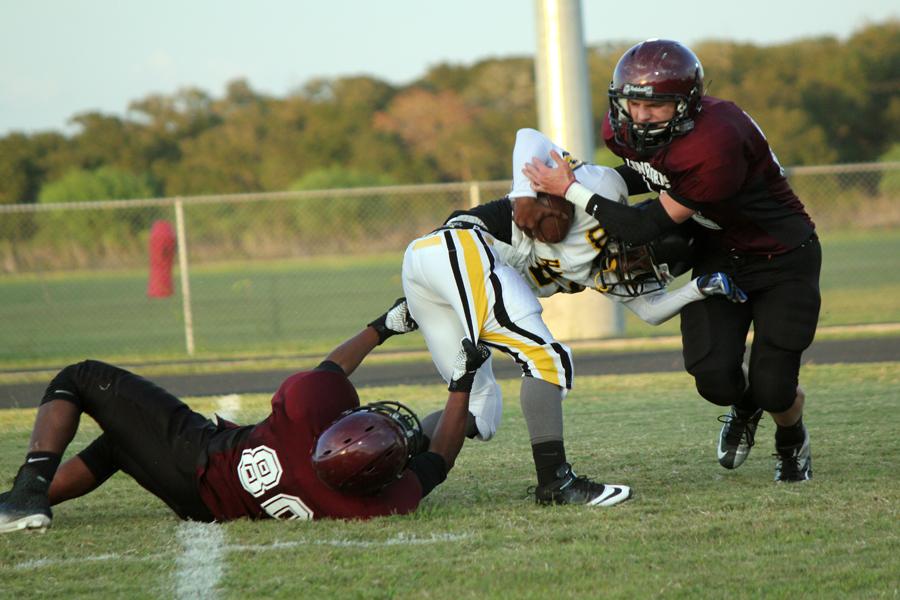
[23,452,61,483]
[775,417,805,449]
[532,440,566,486]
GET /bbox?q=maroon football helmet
[312,401,423,496]
[608,39,705,154]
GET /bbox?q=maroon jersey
[196,369,422,521]
[603,96,815,255]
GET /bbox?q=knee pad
[692,368,745,407]
[468,380,502,441]
[472,415,497,441]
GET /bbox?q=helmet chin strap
[629,116,694,154]
[630,121,669,154]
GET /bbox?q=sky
[1,0,896,136]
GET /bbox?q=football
[534,193,575,243]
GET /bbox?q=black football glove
[368,297,418,345]
[697,272,748,304]
[448,339,491,393]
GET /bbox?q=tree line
[1,21,897,206]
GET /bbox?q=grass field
[0,363,897,598]
[2,229,900,368]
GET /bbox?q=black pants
[43,360,217,521]
[680,235,822,413]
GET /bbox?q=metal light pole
[533,0,623,339]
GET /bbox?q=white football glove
[448,339,491,392]
[368,298,418,345]
[697,272,748,303]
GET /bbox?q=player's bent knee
[40,362,88,408]
[692,370,744,407]
[472,415,497,441]
[467,381,502,441]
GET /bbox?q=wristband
[564,181,595,211]
[448,372,476,393]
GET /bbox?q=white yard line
[174,521,226,600]
[14,552,166,570]
[225,531,472,552]
[13,531,472,571]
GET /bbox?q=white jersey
[447,128,707,326]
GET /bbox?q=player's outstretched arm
[325,298,417,376]
[368,297,418,345]
[428,339,491,470]
[621,272,747,325]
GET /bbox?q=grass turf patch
[0,363,897,598]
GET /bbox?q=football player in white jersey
[499,128,746,322]
[400,129,745,507]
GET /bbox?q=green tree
[39,166,156,203]
[66,112,139,171]
[290,166,397,190]
[128,87,221,194]
[877,143,900,196]
[845,21,900,159]
[287,167,401,244]
[35,167,159,264]
[0,134,43,204]
[162,79,272,194]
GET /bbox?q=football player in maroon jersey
[521,39,819,483]
[0,299,490,532]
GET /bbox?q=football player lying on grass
[0,300,486,532]
[402,128,746,507]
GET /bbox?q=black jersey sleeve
[615,164,651,195]
[583,193,678,245]
[314,360,346,374]
[406,451,448,498]
[445,197,513,244]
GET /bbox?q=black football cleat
[0,466,52,533]
[717,407,764,469]
[774,426,812,483]
[533,463,631,507]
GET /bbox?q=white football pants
[402,227,573,441]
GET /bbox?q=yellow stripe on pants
[456,230,490,336]
[479,331,562,388]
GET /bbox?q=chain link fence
[1,164,898,368]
